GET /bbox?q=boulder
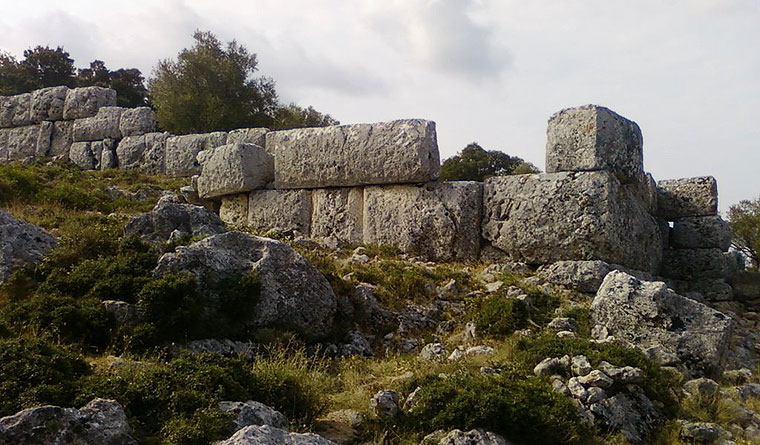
[0,211,56,283]
[369,390,400,418]
[218,401,288,430]
[218,425,336,445]
[220,194,250,227]
[29,86,69,122]
[153,231,337,338]
[5,125,40,160]
[248,189,312,234]
[165,132,228,177]
[482,171,662,272]
[671,216,731,250]
[660,248,734,280]
[119,107,156,137]
[588,386,660,444]
[227,128,269,150]
[272,119,440,188]
[592,271,733,376]
[0,93,32,128]
[311,187,364,245]
[363,181,482,262]
[125,194,227,243]
[49,121,74,157]
[62,86,117,120]
[72,106,123,141]
[537,260,613,293]
[0,398,137,445]
[196,143,274,199]
[115,132,169,174]
[421,429,512,445]
[657,177,718,220]
[546,105,643,184]
[689,278,733,302]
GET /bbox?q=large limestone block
[227,128,269,150]
[671,216,731,251]
[165,132,228,177]
[35,121,53,156]
[153,232,337,338]
[482,171,662,272]
[49,120,74,157]
[30,86,69,122]
[730,271,760,302]
[363,181,482,262]
[624,172,658,215]
[660,248,733,280]
[0,93,32,128]
[220,194,250,227]
[592,271,733,377]
[0,129,7,161]
[196,143,274,199]
[72,106,123,141]
[0,211,57,283]
[657,177,718,220]
[546,105,643,184]
[116,132,169,174]
[69,139,116,170]
[119,107,156,137]
[272,119,440,188]
[311,187,364,244]
[248,189,312,234]
[62,86,117,120]
[7,125,40,160]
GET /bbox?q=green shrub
[161,408,235,445]
[471,280,558,338]
[409,372,591,444]
[135,273,205,344]
[0,338,90,416]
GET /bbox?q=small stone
[534,357,568,376]
[480,367,502,376]
[585,387,608,405]
[578,370,614,389]
[567,377,589,401]
[465,345,495,356]
[350,253,370,264]
[370,390,400,418]
[548,317,580,333]
[556,331,576,338]
[571,355,592,377]
[403,387,421,412]
[683,378,720,399]
[448,348,464,361]
[679,421,725,443]
[551,378,571,396]
[597,362,645,384]
[485,281,504,293]
[218,400,288,430]
[420,342,449,361]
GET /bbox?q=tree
[272,103,339,130]
[77,60,148,107]
[149,30,278,133]
[0,46,77,95]
[440,143,539,182]
[727,197,760,269]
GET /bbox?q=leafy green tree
[0,46,77,95]
[77,60,148,107]
[273,103,339,130]
[727,197,760,269]
[149,30,278,133]
[440,143,539,182]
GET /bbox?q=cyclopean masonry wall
[0,87,743,282]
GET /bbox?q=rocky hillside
[0,162,759,444]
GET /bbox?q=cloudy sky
[1,0,758,210]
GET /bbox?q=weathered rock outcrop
[124,194,227,243]
[546,105,643,184]
[153,231,337,338]
[0,398,137,445]
[421,428,512,445]
[592,271,733,376]
[482,171,662,272]
[0,211,56,283]
[218,424,336,445]
[364,182,482,262]
[271,119,440,188]
[670,216,731,250]
[196,143,274,199]
[219,401,288,431]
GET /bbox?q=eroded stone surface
[30,86,69,122]
[657,177,718,220]
[165,132,228,177]
[0,93,32,128]
[6,125,40,160]
[227,128,269,150]
[311,187,364,244]
[546,105,643,184]
[363,181,482,262]
[115,132,169,174]
[125,194,227,243]
[196,143,274,199]
[119,107,156,137]
[50,120,73,157]
[660,248,733,280]
[671,216,731,251]
[73,106,123,141]
[220,194,250,227]
[482,171,662,272]
[272,119,440,188]
[248,189,312,234]
[63,86,117,120]
[218,425,336,445]
[0,211,56,283]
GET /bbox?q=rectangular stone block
[219,193,250,227]
[35,121,53,157]
[7,125,40,160]
[689,278,733,302]
[0,93,33,128]
[248,189,312,234]
[69,139,116,170]
[49,121,73,157]
[271,119,440,188]
[165,132,228,177]
[196,143,274,199]
[482,171,662,272]
[72,106,123,141]
[546,105,643,184]
[623,172,657,215]
[30,86,68,122]
[311,187,364,244]
[363,181,482,262]
[657,176,718,220]
[119,107,156,137]
[0,129,8,161]
[227,128,269,151]
[115,132,170,175]
[730,271,760,302]
[671,216,731,251]
[62,86,117,120]
[660,248,732,280]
